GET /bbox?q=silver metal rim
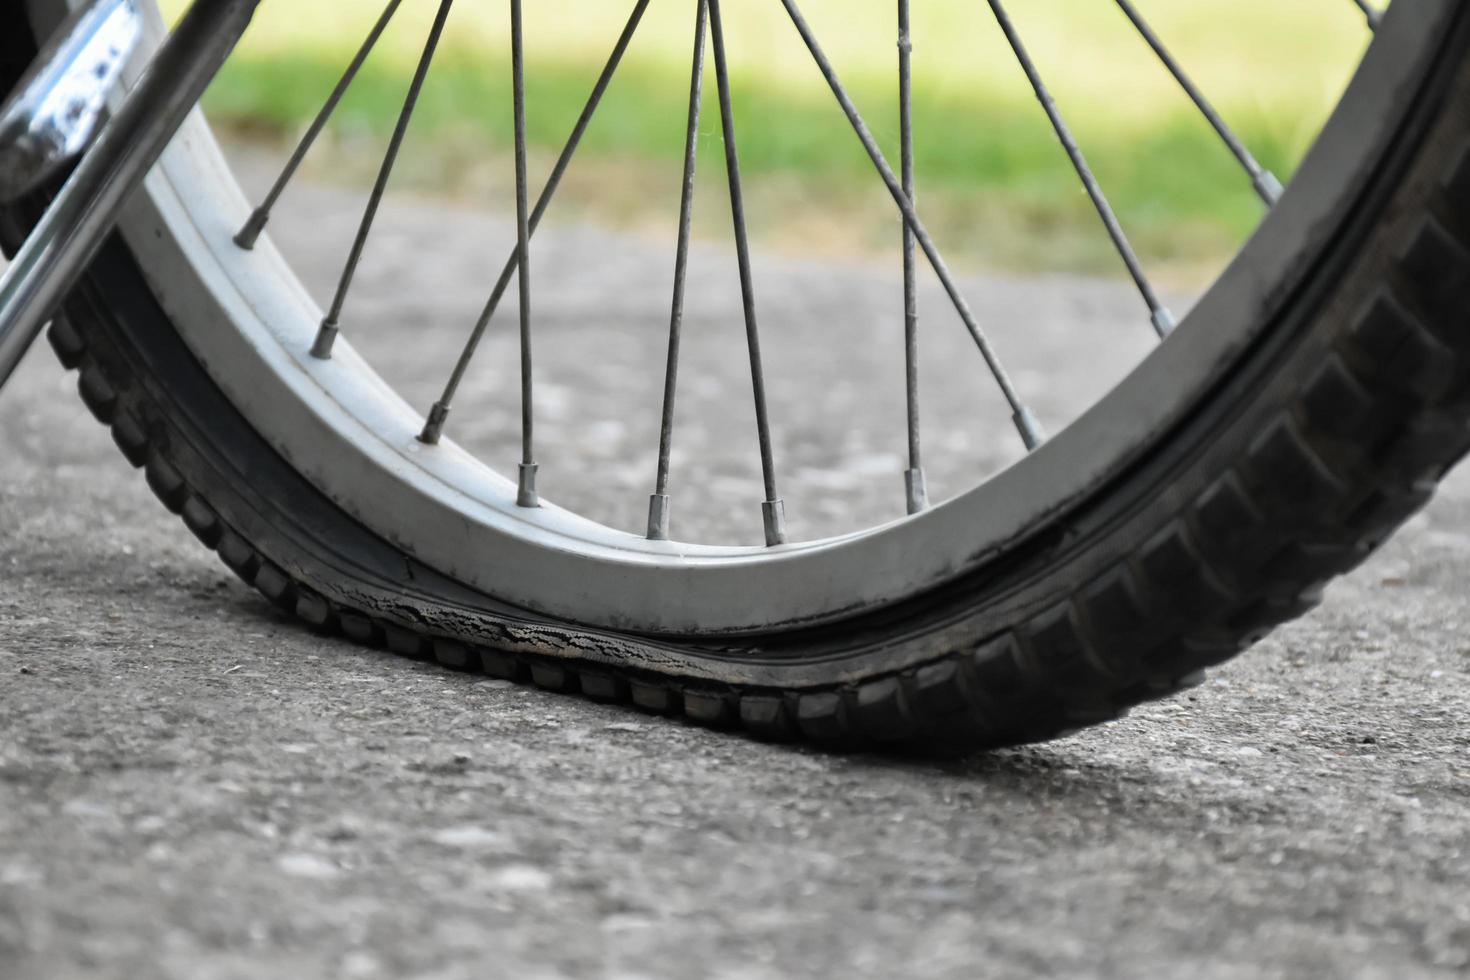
[32,0,1438,635]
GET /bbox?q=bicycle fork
[0,0,259,393]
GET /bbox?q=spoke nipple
[1253,171,1284,207]
[310,320,339,359]
[647,493,672,541]
[1151,307,1178,339]
[234,208,269,251]
[418,402,450,445]
[762,499,787,547]
[904,468,929,515]
[517,462,540,508]
[1013,407,1046,451]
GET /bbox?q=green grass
[182,0,1372,276]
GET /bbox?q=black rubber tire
[6,10,1470,750]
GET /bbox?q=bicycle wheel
[4,0,1469,747]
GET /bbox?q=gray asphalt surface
[2,166,1469,980]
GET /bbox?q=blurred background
[183,0,1370,281]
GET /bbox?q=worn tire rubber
[6,12,1470,750]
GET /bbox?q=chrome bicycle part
[0,0,143,202]
[0,0,257,395]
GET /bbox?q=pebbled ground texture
[2,167,1469,978]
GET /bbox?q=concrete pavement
[1,165,1468,979]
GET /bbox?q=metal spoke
[311,0,454,360]
[419,0,654,445]
[708,0,787,547]
[1113,0,1282,206]
[1352,0,1383,31]
[778,0,1046,450]
[511,0,537,508]
[234,0,404,250]
[987,0,1175,339]
[898,0,927,515]
[647,0,709,542]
